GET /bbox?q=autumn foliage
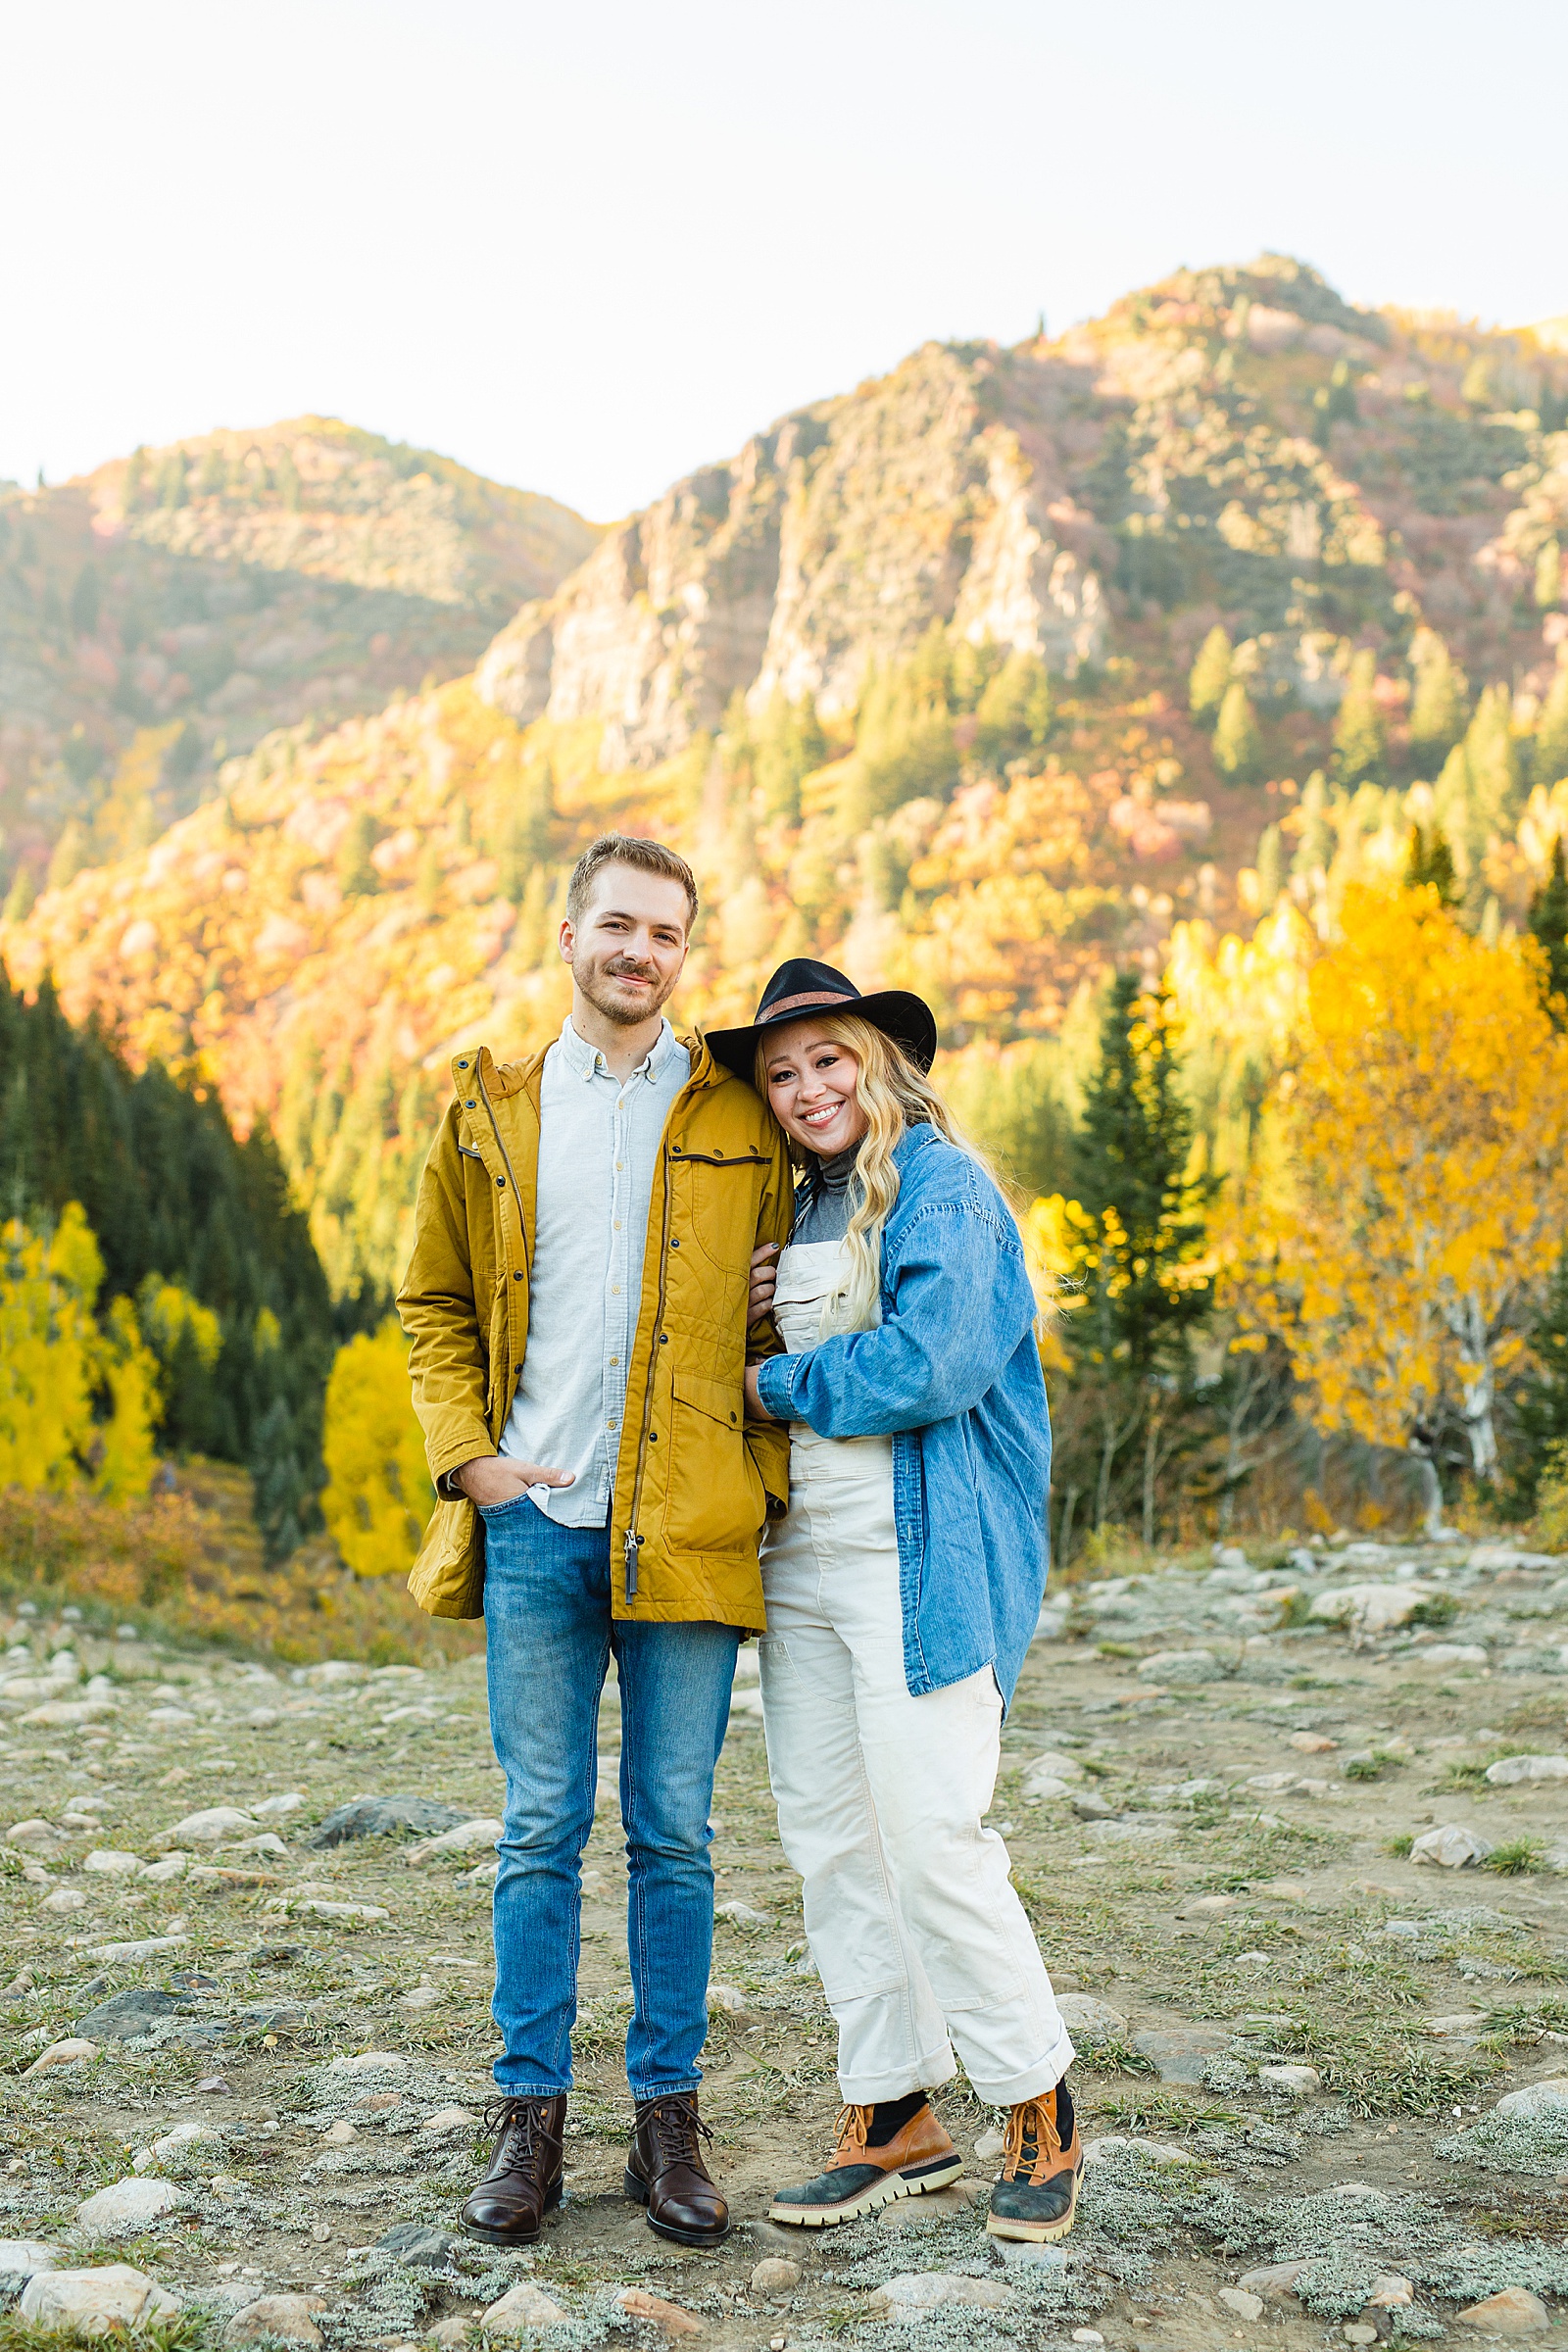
[1245,886,1568,1481]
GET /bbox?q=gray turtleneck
[791,1147,859,1245]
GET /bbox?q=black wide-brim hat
[704,958,939,1082]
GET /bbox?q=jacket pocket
[667,1153,764,1277]
[663,1368,765,1553]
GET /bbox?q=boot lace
[1002,2095,1060,2182]
[832,2104,873,2163]
[644,2093,712,2172]
[482,2096,558,2175]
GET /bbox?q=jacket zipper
[475,1060,529,1422]
[622,1142,674,1601]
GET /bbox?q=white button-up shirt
[499,1013,690,1526]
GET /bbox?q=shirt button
[610,1357,618,1368]
[613,1220,621,1230]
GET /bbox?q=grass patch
[1386,1834,1415,1856]
[1408,1592,1460,1628]
[1086,2086,1239,2133]
[1485,1838,1547,1877]
[1072,2035,1158,2078]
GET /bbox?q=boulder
[1238,2259,1308,2300]
[306,1794,474,1849]
[21,2265,182,2335]
[1310,1581,1435,1636]
[1454,2287,1549,2334]
[1367,2277,1415,2308]
[1218,2287,1264,2323]
[82,1850,140,1876]
[21,2038,98,2077]
[1257,2062,1321,2095]
[1486,1754,1568,1786]
[1131,2025,1234,2084]
[1136,1649,1223,1683]
[613,2289,702,2335]
[226,2294,328,2345]
[480,2280,569,2332]
[1055,1993,1128,2043]
[1083,2134,1195,2167]
[1495,2077,1568,2119]
[77,1988,189,2040]
[871,2273,1013,2321]
[75,2178,179,2238]
[0,2240,63,2277]
[374,2224,463,2271]
[1024,1749,1084,1785]
[405,1817,503,1867]
[1411,1823,1494,1868]
[750,2258,801,2296]
[161,1807,254,1846]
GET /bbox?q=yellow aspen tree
[320,1317,435,1577]
[0,1213,98,1489]
[1262,884,1568,1493]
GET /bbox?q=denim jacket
[755,1122,1051,1706]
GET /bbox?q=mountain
[4,256,1566,1296]
[0,418,599,902]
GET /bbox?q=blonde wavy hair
[756,1013,982,1333]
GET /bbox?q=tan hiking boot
[769,2099,961,2228]
[986,2080,1083,2242]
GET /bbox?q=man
[398,833,792,2249]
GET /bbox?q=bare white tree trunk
[1443,1290,1498,1481]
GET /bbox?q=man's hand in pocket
[456,1455,573,1505]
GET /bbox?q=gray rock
[1072,1792,1116,1820]
[1132,2025,1235,2084]
[0,2240,63,2278]
[306,1794,475,1849]
[77,1988,191,2040]
[1454,2287,1549,2334]
[870,2273,1013,2318]
[1055,1993,1128,2043]
[21,2265,182,2334]
[1494,2077,1568,2119]
[374,2225,464,2271]
[1137,1647,1224,1684]
[75,2178,179,2237]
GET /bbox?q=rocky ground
[5,1531,1568,2349]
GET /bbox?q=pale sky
[3,0,1564,526]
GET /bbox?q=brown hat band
[762,989,858,1017]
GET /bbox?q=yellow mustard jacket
[396,1034,794,1629]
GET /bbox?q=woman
[706,958,1078,2246]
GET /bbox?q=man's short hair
[566,835,699,931]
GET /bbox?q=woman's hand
[748,1242,780,1321]
[744,1363,773,1422]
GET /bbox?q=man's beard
[575,955,678,1027]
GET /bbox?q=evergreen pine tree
[1255,822,1285,912]
[1529,836,1568,1022]
[1212,680,1262,781]
[1064,974,1217,1539]
[1407,628,1469,768]
[1505,1246,1568,1516]
[1188,625,1233,723]
[1534,659,1568,787]
[1404,822,1459,906]
[1333,649,1386,785]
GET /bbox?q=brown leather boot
[624,2091,729,2245]
[460,2094,566,2244]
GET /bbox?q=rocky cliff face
[476,343,1108,765]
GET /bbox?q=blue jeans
[480,1497,741,2100]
